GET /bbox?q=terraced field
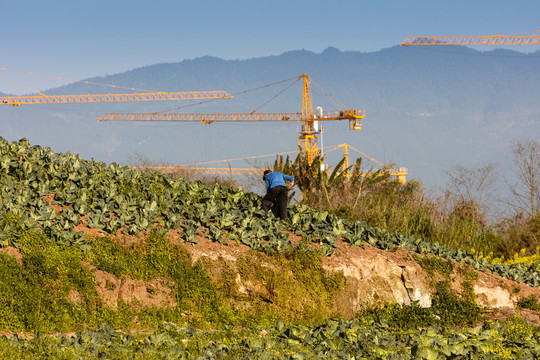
[1,137,540,359]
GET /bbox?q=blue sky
[2,0,540,94]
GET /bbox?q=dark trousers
[262,185,289,219]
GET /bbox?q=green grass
[309,178,515,259]
[0,309,533,359]
[0,225,350,333]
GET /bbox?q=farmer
[262,170,295,219]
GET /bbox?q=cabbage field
[2,316,540,359]
[0,137,538,286]
[1,137,540,359]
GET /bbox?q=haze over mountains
[1,45,539,196]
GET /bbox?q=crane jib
[0,91,232,106]
[97,110,366,122]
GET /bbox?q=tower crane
[400,30,540,46]
[130,143,408,183]
[98,74,366,165]
[400,30,538,186]
[0,91,232,106]
[0,67,231,106]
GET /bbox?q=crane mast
[98,74,365,165]
[299,73,318,164]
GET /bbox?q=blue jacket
[265,171,294,191]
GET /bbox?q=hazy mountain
[1,46,539,196]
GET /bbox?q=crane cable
[180,144,385,170]
[159,76,300,114]
[0,66,163,93]
[345,144,384,167]
[310,79,347,110]
[249,78,299,114]
[0,73,46,96]
[323,143,384,167]
[156,75,349,115]
[503,30,540,36]
[179,149,299,167]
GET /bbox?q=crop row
[1,317,539,359]
[0,137,539,286]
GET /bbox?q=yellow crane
[400,30,540,46]
[98,74,366,165]
[131,144,407,183]
[0,67,232,106]
[399,30,539,185]
[0,91,232,106]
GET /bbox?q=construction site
[1,68,410,189]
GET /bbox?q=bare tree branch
[445,162,500,211]
[508,139,540,217]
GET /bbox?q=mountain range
[1,45,539,198]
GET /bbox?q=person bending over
[262,170,294,219]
